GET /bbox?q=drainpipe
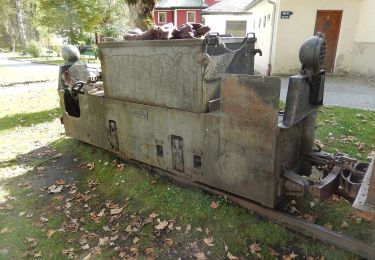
[266,0,277,76]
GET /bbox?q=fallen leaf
[103,225,111,231]
[204,237,214,247]
[210,201,219,209]
[99,237,109,246]
[166,238,173,246]
[324,223,333,230]
[303,214,316,223]
[26,212,33,218]
[55,179,65,185]
[309,201,316,208]
[144,247,154,255]
[40,216,48,223]
[249,242,261,254]
[196,227,203,232]
[154,220,169,230]
[117,163,125,172]
[133,237,140,244]
[62,248,74,257]
[185,224,191,234]
[149,212,158,219]
[175,226,181,231]
[90,213,101,223]
[194,252,207,260]
[87,163,95,171]
[283,252,298,260]
[34,251,42,257]
[224,242,229,252]
[125,225,132,233]
[48,185,63,193]
[19,212,26,217]
[118,251,126,258]
[82,244,90,250]
[110,207,123,215]
[1,227,10,234]
[227,251,239,260]
[341,220,350,228]
[47,229,56,239]
[97,208,106,217]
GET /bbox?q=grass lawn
[0,84,374,259]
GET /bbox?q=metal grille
[319,41,327,65]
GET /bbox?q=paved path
[0,52,58,85]
[280,75,375,110]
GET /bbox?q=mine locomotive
[58,33,374,211]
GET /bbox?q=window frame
[158,12,167,23]
[186,11,196,23]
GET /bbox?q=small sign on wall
[281,11,293,19]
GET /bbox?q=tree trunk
[15,0,27,52]
[10,25,16,52]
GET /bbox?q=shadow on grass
[0,107,61,132]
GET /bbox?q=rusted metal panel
[282,72,325,128]
[216,75,280,207]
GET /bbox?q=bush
[52,45,61,57]
[26,41,42,58]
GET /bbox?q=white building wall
[272,0,360,75]
[203,13,253,36]
[347,0,375,79]
[246,1,277,74]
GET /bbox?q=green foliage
[51,45,61,56]
[25,40,42,57]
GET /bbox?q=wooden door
[314,10,342,72]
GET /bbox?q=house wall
[176,10,202,26]
[345,0,375,79]
[272,0,360,75]
[245,1,275,74]
[203,14,253,35]
[154,10,174,25]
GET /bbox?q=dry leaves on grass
[47,229,56,239]
[62,248,74,258]
[283,252,298,260]
[166,238,174,246]
[154,220,169,230]
[324,223,333,230]
[203,237,214,247]
[117,163,125,172]
[341,220,350,228]
[144,247,155,255]
[210,201,219,209]
[249,242,261,257]
[194,252,207,260]
[227,251,239,260]
[55,179,65,185]
[185,224,192,234]
[47,184,63,193]
[110,208,123,215]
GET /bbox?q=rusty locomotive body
[58,33,370,209]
